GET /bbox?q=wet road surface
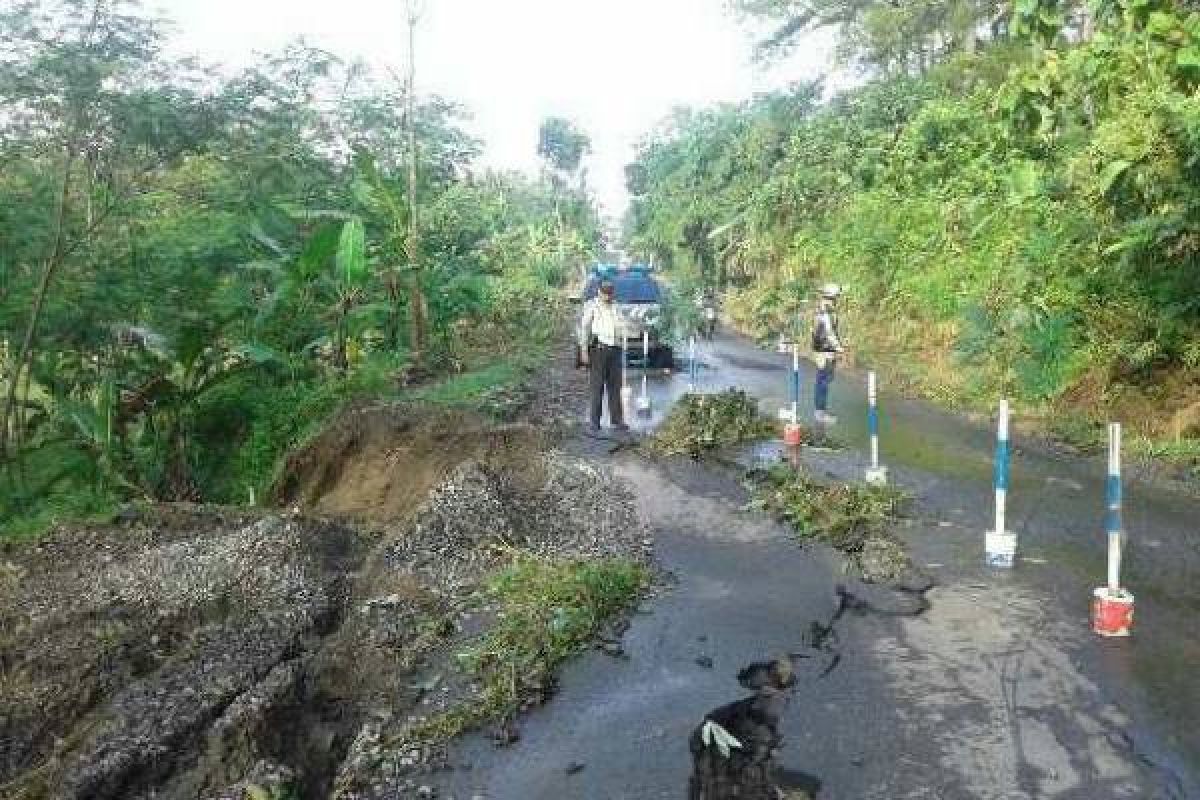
[432,331,1198,798]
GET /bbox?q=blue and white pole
[689,335,697,392]
[1106,423,1123,591]
[637,331,652,415]
[1092,421,1135,636]
[780,344,800,422]
[791,344,800,423]
[864,371,888,486]
[985,399,1018,568]
[783,342,804,447]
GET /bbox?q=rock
[493,721,519,747]
[857,536,910,584]
[695,656,714,669]
[566,761,586,775]
[892,569,935,593]
[688,658,795,799]
[600,641,625,658]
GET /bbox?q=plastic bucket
[1092,587,1134,637]
[985,531,1017,568]
[783,423,804,447]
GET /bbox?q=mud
[688,658,796,799]
[273,404,546,524]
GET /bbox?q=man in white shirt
[579,280,628,434]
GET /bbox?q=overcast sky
[158,0,837,218]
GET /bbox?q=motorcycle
[702,304,718,340]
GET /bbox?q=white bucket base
[636,397,652,416]
[985,530,1017,568]
[778,408,796,423]
[865,466,889,487]
[777,338,792,354]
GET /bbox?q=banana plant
[250,215,383,371]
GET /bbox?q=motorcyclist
[697,288,718,340]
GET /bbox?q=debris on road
[648,389,777,458]
[746,463,912,582]
[688,658,795,799]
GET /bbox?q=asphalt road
[429,330,1198,799]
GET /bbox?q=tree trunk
[405,2,426,366]
[0,146,76,461]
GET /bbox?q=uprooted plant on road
[648,389,777,458]
[747,464,911,583]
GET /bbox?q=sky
[158,0,838,219]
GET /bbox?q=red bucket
[783,423,805,447]
[1092,587,1134,637]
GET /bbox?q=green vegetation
[0,1,602,537]
[747,464,907,562]
[628,0,1200,451]
[411,557,647,743]
[648,389,778,457]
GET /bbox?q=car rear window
[585,274,661,303]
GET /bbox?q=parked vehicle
[573,264,675,369]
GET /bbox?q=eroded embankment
[0,404,650,800]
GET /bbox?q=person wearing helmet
[579,280,628,435]
[812,283,844,424]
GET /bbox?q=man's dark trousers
[589,343,623,428]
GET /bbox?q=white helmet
[819,283,842,300]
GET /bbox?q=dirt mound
[382,452,651,600]
[1,406,650,800]
[273,404,546,524]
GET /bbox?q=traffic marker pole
[778,342,800,422]
[620,339,634,422]
[985,399,1017,568]
[1093,423,1135,637]
[689,335,697,392]
[864,371,888,486]
[637,331,652,415]
[783,344,804,447]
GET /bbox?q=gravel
[385,451,653,600]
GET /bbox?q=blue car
[575,265,675,369]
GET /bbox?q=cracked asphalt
[426,331,1198,799]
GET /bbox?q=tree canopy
[0,0,602,534]
[633,0,1200,435]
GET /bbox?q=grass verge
[409,556,648,744]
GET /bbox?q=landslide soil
[0,400,648,800]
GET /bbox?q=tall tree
[404,0,427,365]
[0,0,209,460]
[537,116,591,183]
[733,0,1012,71]
[536,116,592,273]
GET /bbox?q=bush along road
[425,329,1197,800]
